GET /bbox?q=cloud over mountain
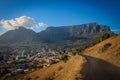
[0,16,47,30]
[38,22,47,27]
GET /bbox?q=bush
[72,52,77,56]
[101,33,110,41]
[92,38,101,46]
[45,73,54,80]
[99,43,112,53]
[35,76,39,79]
[52,72,55,76]
[60,54,68,62]
[26,77,32,80]
[58,66,63,71]
[72,48,77,55]
[50,60,57,65]
[92,33,110,46]
[72,46,87,55]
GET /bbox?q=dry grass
[17,55,86,80]
[84,34,120,67]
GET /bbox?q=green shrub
[92,38,101,46]
[92,33,110,46]
[72,46,87,55]
[99,43,112,53]
[101,33,110,41]
[60,54,68,62]
[50,60,57,65]
[72,48,77,55]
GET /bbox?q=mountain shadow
[81,55,120,80]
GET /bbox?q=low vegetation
[57,66,63,71]
[26,77,32,80]
[92,33,110,46]
[60,54,68,62]
[50,60,58,65]
[35,76,39,79]
[45,72,55,80]
[72,46,88,55]
[99,43,112,53]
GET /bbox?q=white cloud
[38,22,47,27]
[0,16,48,30]
[16,16,35,28]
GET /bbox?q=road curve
[81,55,120,80]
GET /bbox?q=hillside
[84,34,120,67]
[12,55,86,80]
[0,27,36,45]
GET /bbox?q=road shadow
[81,55,120,80]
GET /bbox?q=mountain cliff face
[37,23,112,42]
[0,23,114,49]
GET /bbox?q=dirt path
[81,55,120,80]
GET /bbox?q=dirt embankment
[82,35,120,80]
[84,35,120,67]
[16,55,86,80]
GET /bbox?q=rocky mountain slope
[0,22,114,49]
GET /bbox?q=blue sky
[0,0,120,35]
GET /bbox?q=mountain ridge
[0,22,114,49]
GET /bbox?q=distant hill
[84,34,120,67]
[0,27,36,44]
[0,22,114,49]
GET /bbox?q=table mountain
[0,22,114,49]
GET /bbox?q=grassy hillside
[14,55,86,80]
[84,34,120,67]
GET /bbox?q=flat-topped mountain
[37,22,113,42]
[0,22,114,49]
